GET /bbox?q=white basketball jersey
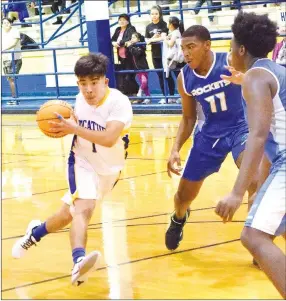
[73,88,133,175]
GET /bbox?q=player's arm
[172,73,197,152]
[167,72,197,177]
[215,69,275,222]
[257,154,271,190]
[49,115,126,148]
[231,69,274,196]
[73,120,125,147]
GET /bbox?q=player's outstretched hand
[215,192,243,223]
[220,66,244,85]
[48,112,78,136]
[167,151,183,178]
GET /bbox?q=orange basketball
[36,100,73,138]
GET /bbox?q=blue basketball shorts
[182,123,249,181]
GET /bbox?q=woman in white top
[2,17,22,105]
[161,16,186,104]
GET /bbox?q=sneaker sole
[11,220,41,259]
[71,251,101,286]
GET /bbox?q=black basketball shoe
[165,208,190,250]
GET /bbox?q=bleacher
[1,0,285,113]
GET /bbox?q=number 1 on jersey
[205,92,227,113]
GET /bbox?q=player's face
[77,75,109,105]
[229,38,245,72]
[181,36,211,70]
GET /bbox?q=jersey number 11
[205,92,227,113]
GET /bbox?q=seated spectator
[61,0,77,14]
[156,0,170,16]
[193,0,214,23]
[3,0,30,27]
[272,26,286,67]
[111,14,139,96]
[231,0,241,10]
[2,18,22,105]
[20,33,40,50]
[127,32,150,104]
[30,0,65,25]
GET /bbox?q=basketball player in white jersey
[12,53,133,286]
[215,12,285,298]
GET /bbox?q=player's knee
[241,227,270,254]
[241,227,257,252]
[81,206,94,220]
[73,200,95,220]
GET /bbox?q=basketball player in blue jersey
[165,25,258,251]
[215,12,285,298]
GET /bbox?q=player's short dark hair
[182,25,211,41]
[74,53,109,77]
[232,11,278,58]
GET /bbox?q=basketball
[36,100,73,138]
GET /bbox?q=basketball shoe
[165,209,190,250]
[12,220,42,258]
[71,251,101,286]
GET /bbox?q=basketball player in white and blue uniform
[12,53,133,286]
[165,25,258,251]
[215,12,285,298]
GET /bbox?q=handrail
[3,0,83,47]
[2,0,284,103]
[2,45,88,53]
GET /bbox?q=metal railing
[1,0,285,103]
[2,46,88,99]
[1,0,85,47]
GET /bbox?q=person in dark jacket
[127,32,150,103]
[111,13,139,96]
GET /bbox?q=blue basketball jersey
[181,52,246,138]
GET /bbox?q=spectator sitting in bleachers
[2,17,22,105]
[3,0,31,27]
[126,32,150,104]
[30,0,65,25]
[193,0,214,23]
[111,13,139,97]
[231,0,241,10]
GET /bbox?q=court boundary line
[1,238,240,293]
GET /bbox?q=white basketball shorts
[62,153,120,205]
[245,158,286,236]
